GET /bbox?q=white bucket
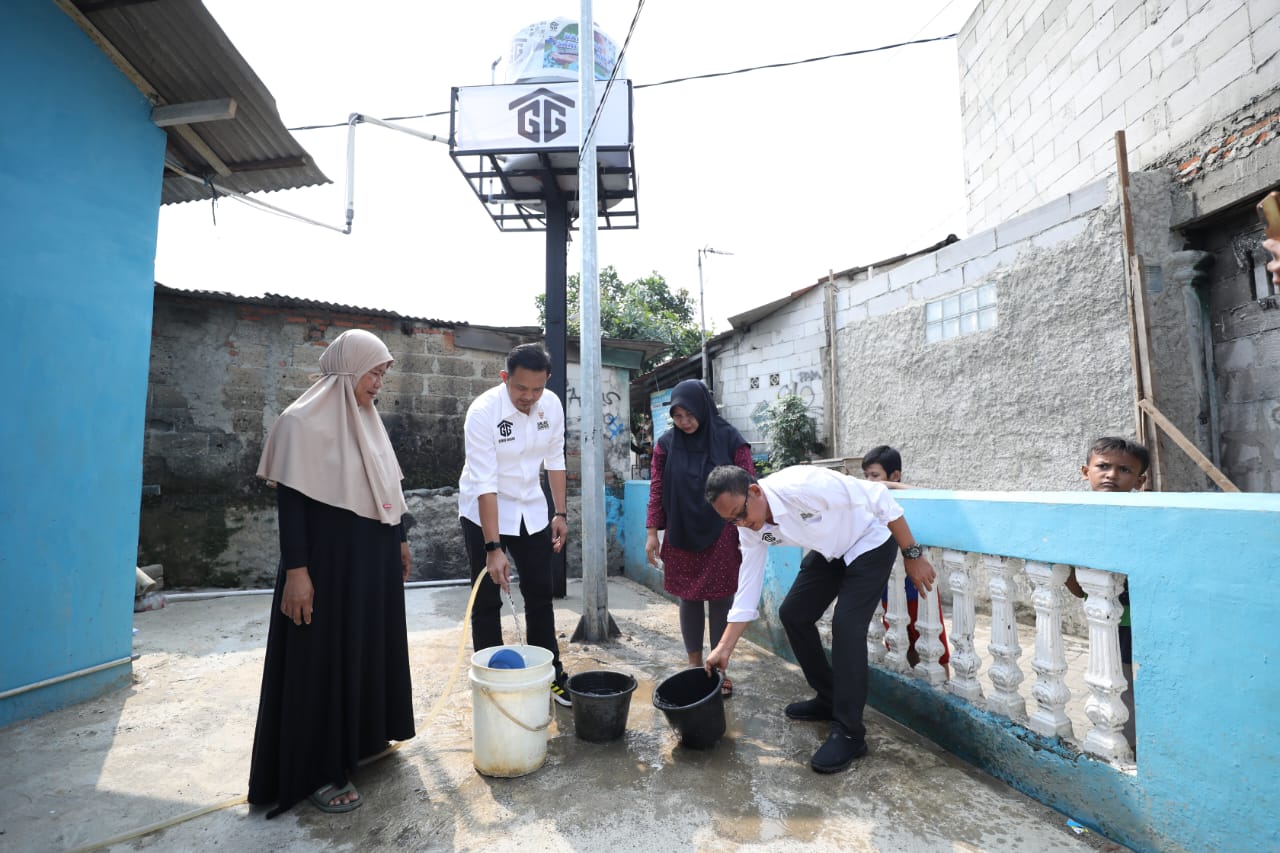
[469,644,554,777]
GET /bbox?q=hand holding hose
[486,547,511,593]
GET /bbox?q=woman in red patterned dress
[645,380,755,696]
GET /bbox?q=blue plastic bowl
[488,648,526,669]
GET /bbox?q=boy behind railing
[1068,436,1149,752]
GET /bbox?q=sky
[155,1,975,335]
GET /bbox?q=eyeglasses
[721,493,750,525]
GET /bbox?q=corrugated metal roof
[70,0,328,205]
[156,283,467,327]
[156,284,670,365]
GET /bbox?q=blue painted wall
[619,480,1280,853]
[0,0,166,726]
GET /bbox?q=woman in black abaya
[248,328,415,817]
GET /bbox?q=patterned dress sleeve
[646,441,667,530]
[733,443,757,476]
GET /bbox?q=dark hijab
[657,379,747,551]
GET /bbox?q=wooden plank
[169,125,232,177]
[1114,131,1163,489]
[1130,252,1163,488]
[1138,399,1240,492]
[56,0,234,178]
[151,98,237,127]
[55,0,159,102]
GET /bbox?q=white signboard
[454,81,631,154]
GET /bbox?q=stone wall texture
[140,288,631,587]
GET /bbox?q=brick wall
[959,0,1280,232]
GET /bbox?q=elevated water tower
[449,18,638,596]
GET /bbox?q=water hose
[65,573,490,852]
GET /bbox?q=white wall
[713,289,830,456]
[959,0,1280,232]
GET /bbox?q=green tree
[536,266,704,369]
[760,394,818,470]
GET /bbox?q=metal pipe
[0,657,132,702]
[353,113,448,145]
[164,578,473,603]
[168,163,350,235]
[345,113,359,233]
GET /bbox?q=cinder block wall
[831,176,1209,492]
[713,290,830,455]
[958,0,1280,231]
[142,289,496,586]
[142,287,635,586]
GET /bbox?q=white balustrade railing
[985,554,1027,721]
[912,550,947,686]
[882,558,911,673]
[944,548,984,702]
[1025,561,1074,739]
[1075,567,1134,764]
[868,547,1135,766]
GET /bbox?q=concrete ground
[1,578,1129,853]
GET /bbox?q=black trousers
[461,516,564,680]
[778,535,897,742]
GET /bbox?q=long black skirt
[247,496,415,817]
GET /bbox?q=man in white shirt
[458,343,572,706]
[704,464,936,773]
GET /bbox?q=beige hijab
[257,329,408,525]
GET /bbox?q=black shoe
[810,731,868,773]
[551,674,572,708]
[784,696,833,721]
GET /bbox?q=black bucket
[652,667,725,749]
[566,670,637,742]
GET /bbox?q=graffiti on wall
[749,367,825,429]
[565,385,626,442]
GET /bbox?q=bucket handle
[478,686,551,733]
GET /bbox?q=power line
[632,33,956,90]
[285,31,957,132]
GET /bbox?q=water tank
[495,18,629,214]
[505,17,624,84]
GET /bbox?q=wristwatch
[553,511,568,519]
[901,544,924,560]
[484,540,502,552]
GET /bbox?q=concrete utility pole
[575,0,614,642]
[697,247,733,389]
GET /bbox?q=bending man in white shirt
[704,464,936,773]
[458,343,573,707]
